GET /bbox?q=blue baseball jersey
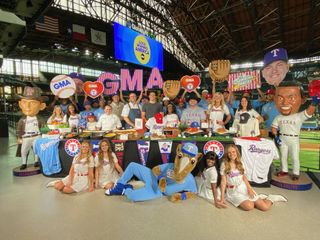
[34,138,61,175]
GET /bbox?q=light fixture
[71,47,79,53]
[94,52,104,59]
[84,49,91,56]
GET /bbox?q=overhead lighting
[94,52,104,59]
[84,49,91,56]
[71,47,79,53]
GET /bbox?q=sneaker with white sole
[105,183,126,196]
[258,193,268,200]
[266,194,288,203]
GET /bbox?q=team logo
[134,35,151,65]
[65,139,81,157]
[203,140,224,159]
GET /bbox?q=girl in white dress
[207,93,231,132]
[47,105,65,124]
[94,139,123,189]
[54,141,94,193]
[197,151,227,208]
[220,144,287,211]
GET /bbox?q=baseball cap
[84,100,91,106]
[181,143,198,157]
[190,122,200,128]
[263,48,288,68]
[87,112,95,119]
[206,94,213,100]
[239,112,250,124]
[163,96,170,101]
[154,113,163,124]
[202,89,209,94]
[266,89,275,95]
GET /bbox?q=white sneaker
[267,194,288,203]
[46,180,60,187]
[258,193,268,200]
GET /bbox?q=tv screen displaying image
[114,22,164,70]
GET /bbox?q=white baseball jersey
[197,166,218,200]
[271,110,311,135]
[208,104,230,131]
[24,116,40,136]
[234,138,279,183]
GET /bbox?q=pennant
[90,140,100,157]
[112,140,125,167]
[137,140,150,166]
[72,24,86,41]
[158,140,172,164]
[91,28,106,46]
[35,16,59,34]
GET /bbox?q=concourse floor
[0,130,319,240]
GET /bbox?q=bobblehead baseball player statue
[16,86,48,170]
[271,81,319,180]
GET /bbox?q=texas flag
[72,24,86,41]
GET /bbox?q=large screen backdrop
[114,22,164,70]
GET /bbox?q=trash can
[0,115,9,137]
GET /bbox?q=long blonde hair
[97,139,115,170]
[75,141,92,165]
[208,92,225,111]
[50,105,64,121]
[222,144,244,175]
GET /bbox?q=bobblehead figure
[271,81,318,180]
[16,86,48,170]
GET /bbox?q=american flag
[35,16,59,34]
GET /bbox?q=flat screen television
[114,22,164,70]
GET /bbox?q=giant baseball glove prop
[208,60,231,82]
[163,80,181,100]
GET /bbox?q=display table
[36,136,272,187]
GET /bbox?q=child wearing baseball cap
[86,112,97,131]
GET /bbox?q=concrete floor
[0,131,320,240]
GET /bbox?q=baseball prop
[271,81,317,184]
[50,75,76,98]
[163,80,180,100]
[82,81,104,99]
[69,72,84,94]
[15,86,48,174]
[308,79,320,98]
[208,60,231,82]
[105,143,202,202]
[180,75,201,92]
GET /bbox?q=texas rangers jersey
[34,138,61,175]
[233,138,279,183]
[271,110,311,135]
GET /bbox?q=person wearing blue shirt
[261,89,280,135]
